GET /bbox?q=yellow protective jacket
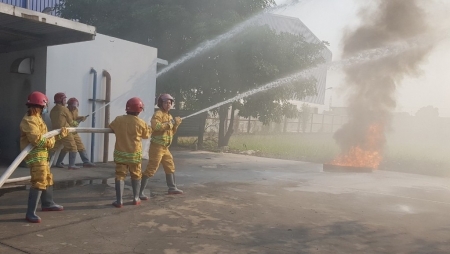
[50,104,78,129]
[150,110,179,147]
[68,108,80,127]
[20,114,55,165]
[109,115,151,164]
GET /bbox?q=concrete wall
[0,47,47,164]
[46,34,157,163]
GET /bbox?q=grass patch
[380,137,450,177]
[177,133,450,177]
[227,133,339,163]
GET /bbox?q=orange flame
[332,124,384,169]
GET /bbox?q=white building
[0,3,158,164]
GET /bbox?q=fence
[1,0,61,14]
[203,113,348,134]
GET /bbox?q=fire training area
[1,2,450,253]
[1,149,450,253]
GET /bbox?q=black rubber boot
[139,176,150,201]
[131,179,141,205]
[55,151,67,168]
[41,185,64,211]
[112,180,124,208]
[25,188,42,223]
[166,174,183,195]
[68,152,80,170]
[79,150,96,167]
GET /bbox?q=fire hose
[0,128,112,188]
[1,118,190,188]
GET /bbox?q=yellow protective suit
[20,114,56,190]
[50,104,77,152]
[68,108,85,151]
[143,110,180,177]
[109,115,151,180]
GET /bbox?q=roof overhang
[0,3,96,53]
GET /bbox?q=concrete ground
[1,149,450,253]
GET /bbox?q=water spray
[84,0,444,120]
[0,31,436,188]
[83,2,307,118]
[156,2,303,79]
[179,36,434,121]
[85,77,151,117]
[88,93,123,116]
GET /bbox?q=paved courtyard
[1,150,450,253]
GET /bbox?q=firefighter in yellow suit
[64,97,95,167]
[50,92,81,170]
[109,97,151,208]
[20,91,68,223]
[140,93,183,199]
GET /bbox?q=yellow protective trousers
[54,133,77,152]
[143,143,175,177]
[115,163,142,181]
[29,162,53,190]
[73,133,85,151]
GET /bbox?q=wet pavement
[1,150,450,253]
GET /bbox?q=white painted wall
[46,34,157,163]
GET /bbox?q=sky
[273,0,450,117]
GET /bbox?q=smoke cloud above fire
[332,0,435,167]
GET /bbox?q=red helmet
[157,93,174,108]
[67,97,79,107]
[26,91,48,106]
[54,92,67,103]
[126,97,144,113]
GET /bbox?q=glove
[45,137,55,149]
[163,121,173,130]
[174,117,182,126]
[56,127,69,140]
[60,127,69,137]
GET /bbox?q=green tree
[56,0,275,65]
[56,0,326,147]
[170,25,326,146]
[299,103,312,133]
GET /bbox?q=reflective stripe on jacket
[150,110,178,147]
[109,115,151,163]
[20,114,53,165]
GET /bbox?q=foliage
[173,25,326,146]
[56,0,326,147]
[56,0,275,64]
[299,103,312,132]
[178,27,325,107]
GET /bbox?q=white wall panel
[46,34,157,163]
